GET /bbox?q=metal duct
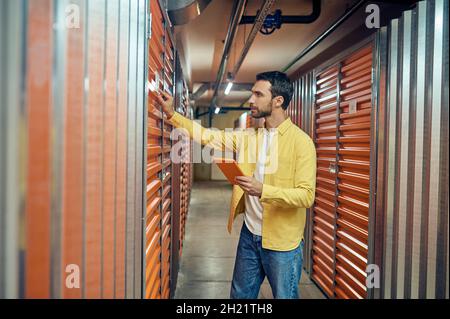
[167,0,212,25]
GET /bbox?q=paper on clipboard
[212,158,245,185]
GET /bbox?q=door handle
[329,162,337,174]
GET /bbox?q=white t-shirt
[244,129,275,236]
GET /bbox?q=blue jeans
[230,222,304,299]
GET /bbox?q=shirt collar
[263,117,292,136]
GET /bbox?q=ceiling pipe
[228,0,276,82]
[281,0,368,73]
[235,0,367,107]
[240,0,321,25]
[207,0,247,126]
[209,0,275,126]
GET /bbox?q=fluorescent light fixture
[224,81,233,95]
[214,107,221,114]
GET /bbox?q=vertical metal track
[332,63,343,299]
[50,0,68,298]
[0,0,27,299]
[141,0,150,300]
[370,26,388,300]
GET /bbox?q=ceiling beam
[190,82,253,100]
[190,83,210,100]
[195,106,250,118]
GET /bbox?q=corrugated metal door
[62,0,85,299]
[25,0,53,298]
[311,44,372,299]
[85,0,106,298]
[102,0,119,299]
[2,0,146,299]
[375,0,449,299]
[335,46,372,299]
[311,65,339,298]
[145,0,165,299]
[161,25,175,300]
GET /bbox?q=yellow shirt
[168,112,317,251]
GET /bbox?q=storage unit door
[311,44,373,299]
[311,65,340,298]
[335,45,372,299]
[145,0,165,299]
[161,28,175,300]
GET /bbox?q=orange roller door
[311,44,373,299]
[102,0,120,299]
[25,0,53,299]
[145,0,165,299]
[62,0,85,299]
[311,65,339,299]
[84,0,106,299]
[160,29,174,299]
[335,46,372,299]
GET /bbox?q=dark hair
[256,71,293,110]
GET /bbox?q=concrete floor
[174,181,326,299]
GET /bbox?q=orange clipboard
[213,158,245,185]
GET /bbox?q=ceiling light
[224,81,233,95]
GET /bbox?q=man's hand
[235,176,263,197]
[155,90,175,118]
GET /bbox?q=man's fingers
[238,185,249,192]
[236,181,252,192]
[160,91,172,99]
[235,178,251,186]
[240,186,255,194]
[235,176,255,194]
[157,90,168,99]
[234,179,245,186]
[155,95,164,104]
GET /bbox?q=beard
[250,102,272,118]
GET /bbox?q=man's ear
[275,96,284,108]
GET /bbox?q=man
[156,71,316,299]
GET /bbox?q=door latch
[329,162,337,174]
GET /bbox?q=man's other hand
[235,176,263,197]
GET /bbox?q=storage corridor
[0,0,448,300]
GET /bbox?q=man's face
[248,80,273,119]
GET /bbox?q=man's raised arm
[156,90,242,153]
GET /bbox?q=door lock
[329,162,337,174]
